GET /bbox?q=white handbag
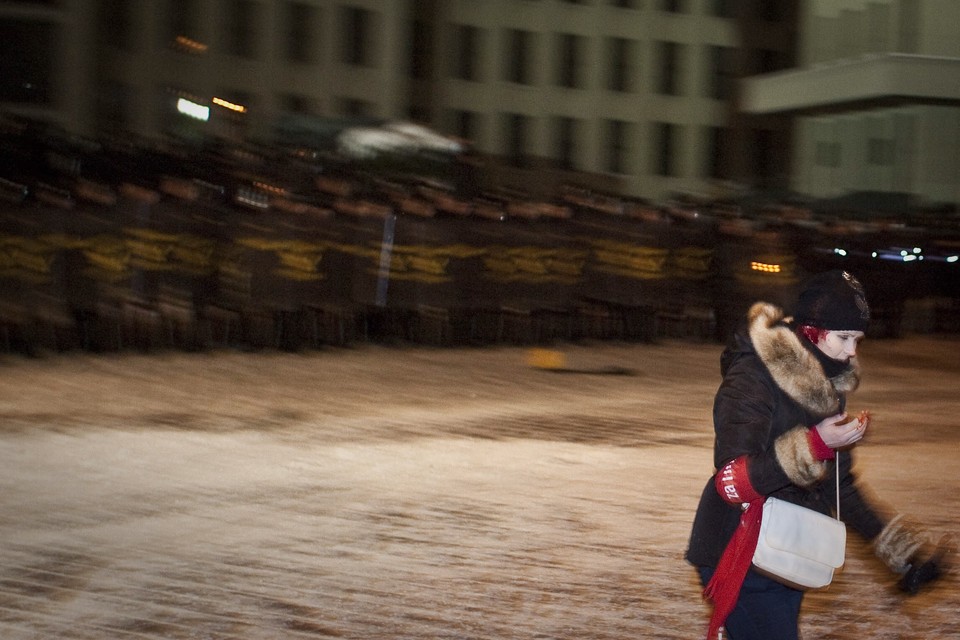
[752,453,846,589]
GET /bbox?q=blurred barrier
[0,196,957,355]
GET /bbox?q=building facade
[1,0,798,202]
[742,0,960,208]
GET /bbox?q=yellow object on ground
[527,348,566,370]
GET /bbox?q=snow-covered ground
[0,336,957,639]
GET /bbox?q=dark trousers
[698,566,804,640]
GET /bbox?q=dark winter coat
[686,302,887,569]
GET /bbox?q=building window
[660,0,685,12]
[339,97,373,118]
[340,6,374,66]
[753,129,777,183]
[225,0,258,58]
[409,18,433,79]
[703,126,727,179]
[504,113,529,167]
[554,116,579,170]
[284,2,319,63]
[279,93,312,115]
[0,19,54,104]
[504,29,535,85]
[867,138,894,166]
[656,41,683,95]
[761,0,788,21]
[451,24,481,81]
[450,24,480,81]
[707,45,734,100]
[555,33,583,88]
[815,141,840,167]
[98,0,134,51]
[604,119,630,174]
[653,122,679,177]
[406,104,431,124]
[95,80,132,134]
[164,0,199,48]
[606,37,636,92]
[452,110,478,141]
[709,0,737,18]
[758,49,788,74]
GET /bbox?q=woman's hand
[815,412,867,449]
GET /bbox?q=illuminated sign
[177,98,210,121]
[212,97,247,113]
[750,261,781,273]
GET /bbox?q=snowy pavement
[1,337,958,639]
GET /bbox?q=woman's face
[817,330,865,362]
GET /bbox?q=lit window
[750,261,781,273]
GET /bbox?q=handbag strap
[834,450,841,521]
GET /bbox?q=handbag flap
[759,497,847,568]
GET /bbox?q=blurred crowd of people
[1,115,958,357]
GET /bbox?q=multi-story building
[743,0,960,208]
[0,0,95,134]
[2,0,798,202]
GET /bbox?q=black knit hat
[794,270,871,332]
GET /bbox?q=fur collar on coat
[747,301,860,418]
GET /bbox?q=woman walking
[686,270,948,639]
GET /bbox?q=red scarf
[702,497,765,640]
